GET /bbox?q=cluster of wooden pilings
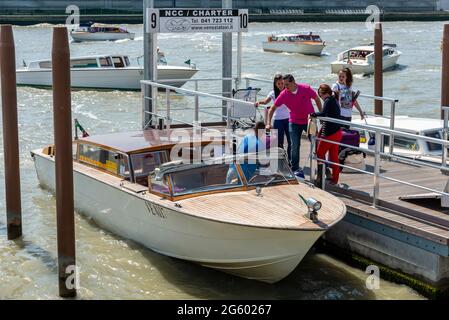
[0,21,448,298]
[0,25,76,297]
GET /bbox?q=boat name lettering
[145,202,166,219]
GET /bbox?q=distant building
[0,0,440,14]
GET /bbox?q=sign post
[144,7,248,127]
[145,8,248,34]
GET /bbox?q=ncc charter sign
[146,8,249,33]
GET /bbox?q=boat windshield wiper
[264,176,276,187]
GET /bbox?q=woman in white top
[332,68,364,128]
[255,74,291,162]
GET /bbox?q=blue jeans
[289,123,308,172]
[274,118,291,162]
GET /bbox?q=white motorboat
[352,115,445,163]
[262,33,326,56]
[31,128,346,283]
[331,44,402,75]
[70,22,135,42]
[16,54,198,90]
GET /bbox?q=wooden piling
[374,23,383,116]
[0,25,22,240]
[442,24,449,119]
[52,27,76,298]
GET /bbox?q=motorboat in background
[331,43,402,74]
[17,53,199,90]
[262,33,326,56]
[352,115,446,164]
[70,22,135,42]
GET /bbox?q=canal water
[1,20,444,299]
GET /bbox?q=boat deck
[298,137,449,246]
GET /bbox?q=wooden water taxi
[31,128,346,283]
[262,33,326,56]
[70,22,135,42]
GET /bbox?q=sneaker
[294,169,305,180]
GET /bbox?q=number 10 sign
[146,8,249,33]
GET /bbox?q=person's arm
[311,99,328,118]
[254,96,272,108]
[313,95,323,112]
[265,104,278,129]
[354,100,365,119]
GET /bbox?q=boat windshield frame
[148,150,297,200]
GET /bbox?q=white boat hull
[331,53,401,74]
[71,31,135,42]
[32,152,324,283]
[262,41,325,55]
[17,66,198,90]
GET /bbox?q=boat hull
[70,32,135,42]
[262,41,325,56]
[331,54,401,74]
[32,151,324,283]
[16,66,198,90]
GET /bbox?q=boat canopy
[269,33,322,42]
[76,129,227,154]
[28,55,132,69]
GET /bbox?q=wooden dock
[298,137,449,295]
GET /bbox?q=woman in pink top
[266,74,322,175]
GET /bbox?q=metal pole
[374,23,383,116]
[222,0,233,120]
[309,135,316,185]
[373,131,382,208]
[442,24,449,120]
[321,162,326,191]
[388,100,396,155]
[166,88,171,131]
[0,25,22,240]
[226,101,231,129]
[143,0,158,129]
[52,27,76,298]
[236,31,242,90]
[245,78,250,89]
[194,80,199,122]
[442,107,449,169]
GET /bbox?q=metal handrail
[141,80,257,129]
[310,115,449,208]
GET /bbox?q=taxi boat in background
[331,43,402,74]
[352,115,446,164]
[262,33,326,56]
[16,54,198,90]
[31,128,346,283]
[70,22,135,42]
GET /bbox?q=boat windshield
[148,149,295,197]
[239,152,295,186]
[151,162,243,196]
[424,130,443,152]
